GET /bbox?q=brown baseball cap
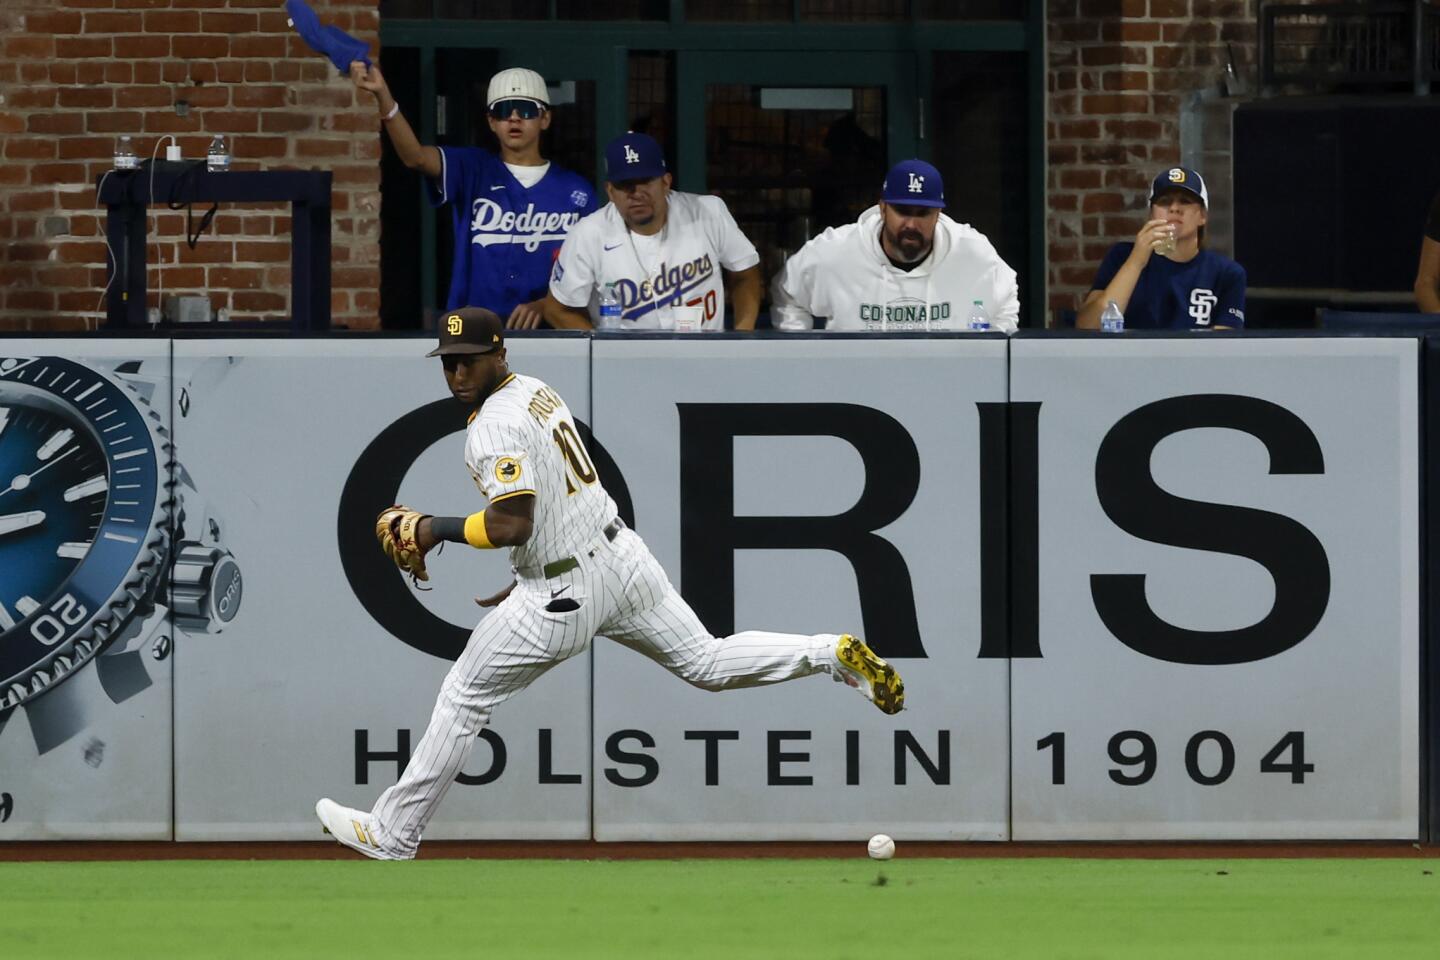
[426,307,504,356]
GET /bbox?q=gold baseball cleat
[835,634,905,715]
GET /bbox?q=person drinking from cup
[1077,166,1246,330]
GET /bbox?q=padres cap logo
[494,457,522,483]
[1168,168,1186,183]
[446,314,463,335]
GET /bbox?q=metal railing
[1259,0,1439,93]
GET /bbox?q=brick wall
[1047,0,1257,324]
[0,0,380,331]
[1,1,1267,331]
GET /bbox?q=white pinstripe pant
[370,526,839,856]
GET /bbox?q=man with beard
[771,160,1019,332]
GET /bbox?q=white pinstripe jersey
[463,372,616,573]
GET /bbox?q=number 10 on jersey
[552,420,597,495]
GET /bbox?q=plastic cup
[1156,224,1177,257]
[672,304,704,332]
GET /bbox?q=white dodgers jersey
[549,191,759,331]
[464,373,617,573]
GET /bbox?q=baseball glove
[376,504,432,585]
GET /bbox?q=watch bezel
[0,357,174,709]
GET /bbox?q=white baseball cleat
[315,798,403,861]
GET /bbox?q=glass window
[627,51,677,177]
[434,0,545,19]
[687,0,791,21]
[543,80,599,186]
[556,0,668,19]
[705,83,887,297]
[916,0,1028,18]
[931,50,1030,318]
[379,0,433,17]
[377,46,423,328]
[800,0,907,22]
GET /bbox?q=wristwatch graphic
[0,355,242,714]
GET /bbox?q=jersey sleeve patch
[494,456,523,484]
[474,445,531,500]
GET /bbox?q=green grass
[2,858,1438,959]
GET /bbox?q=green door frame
[676,51,917,194]
[380,14,1046,326]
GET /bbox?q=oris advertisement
[0,341,183,839]
[588,335,1013,840]
[0,334,1424,843]
[1009,336,1420,839]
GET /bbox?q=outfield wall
[0,333,1425,842]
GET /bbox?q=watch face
[0,357,167,709]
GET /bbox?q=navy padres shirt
[1091,243,1247,329]
[430,147,599,315]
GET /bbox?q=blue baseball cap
[881,159,945,208]
[605,132,668,182]
[1149,166,1209,208]
[285,0,370,75]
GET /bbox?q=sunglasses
[488,99,544,120]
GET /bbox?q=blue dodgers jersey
[431,147,599,315]
[1091,243,1247,329]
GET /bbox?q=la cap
[1149,166,1209,208]
[605,132,668,182]
[426,307,504,356]
[881,159,945,209]
[487,67,549,108]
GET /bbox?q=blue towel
[284,0,371,74]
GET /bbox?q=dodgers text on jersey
[615,253,715,319]
[469,199,585,252]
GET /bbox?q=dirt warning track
[1,840,1434,862]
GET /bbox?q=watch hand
[0,510,45,536]
[0,444,78,498]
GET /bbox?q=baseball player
[543,133,762,331]
[771,160,1020,333]
[315,307,905,860]
[352,63,598,327]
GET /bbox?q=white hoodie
[770,205,1019,333]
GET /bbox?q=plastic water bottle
[1100,300,1125,333]
[967,299,990,331]
[598,282,622,327]
[206,135,231,173]
[113,135,138,171]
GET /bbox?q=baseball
[867,834,895,860]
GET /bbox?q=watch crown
[171,544,243,632]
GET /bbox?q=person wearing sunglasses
[352,63,599,328]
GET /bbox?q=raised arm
[351,61,442,180]
[1076,221,1169,329]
